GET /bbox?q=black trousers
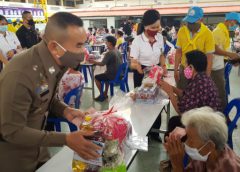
[133,67,145,88]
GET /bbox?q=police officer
[0,12,100,172]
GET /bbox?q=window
[76,0,84,4]
[89,19,107,29]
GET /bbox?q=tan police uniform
[0,41,69,172]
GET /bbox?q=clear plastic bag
[125,135,148,152]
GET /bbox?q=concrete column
[107,17,115,29]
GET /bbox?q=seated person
[158,50,221,135]
[89,35,122,101]
[164,107,240,172]
[58,68,84,108]
[116,30,124,49]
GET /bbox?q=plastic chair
[224,62,232,102]
[121,42,128,63]
[64,85,83,109]
[47,86,82,132]
[47,118,77,132]
[224,98,240,149]
[80,65,92,83]
[100,63,129,98]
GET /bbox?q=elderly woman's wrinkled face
[185,127,212,159]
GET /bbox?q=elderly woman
[158,50,222,135]
[164,107,240,172]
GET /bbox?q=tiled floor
[50,65,240,172]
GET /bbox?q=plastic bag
[109,91,134,111]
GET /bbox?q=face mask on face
[184,142,211,162]
[28,19,35,26]
[146,29,158,37]
[55,41,84,69]
[0,25,8,33]
[184,66,193,79]
[229,25,238,31]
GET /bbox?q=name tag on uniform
[36,83,49,97]
[36,73,49,97]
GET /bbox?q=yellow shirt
[7,24,17,33]
[14,23,22,31]
[212,23,230,70]
[116,37,124,48]
[176,23,215,67]
[213,23,230,51]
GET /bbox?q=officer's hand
[64,107,86,125]
[66,130,101,160]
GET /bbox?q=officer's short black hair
[186,50,207,72]
[49,12,83,29]
[0,15,7,22]
[44,12,83,41]
[22,11,31,19]
[105,36,117,47]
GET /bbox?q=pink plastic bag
[148,65,164,83]
[90,107,130,144]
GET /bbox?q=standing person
[130,9,166,88]
[89,36,122,102]
[0,15,22,71]
[16,11,40,49]
[123,20,132,36]
[174,6,215,90]
[130,9,166,142]
[0,12,101,172]
[212,12,240,109]
[110,26,115,35]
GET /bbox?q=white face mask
[184,142,211,162]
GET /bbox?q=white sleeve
[130,38,140,60]
[166,40,175,50]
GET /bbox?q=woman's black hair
[138,9,161,35]
[0,15,7,22]
[186,50,207,72]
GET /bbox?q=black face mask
[28,19,35,26]
[187,22,201,32]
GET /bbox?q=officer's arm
[0,72,66,147]
[49,95,68,117]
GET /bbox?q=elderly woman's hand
[164,136,185,171]
[169,127,187,141]
[158,80,173,95]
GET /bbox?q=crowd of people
[0,6,240,172]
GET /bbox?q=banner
[0,6,44,19]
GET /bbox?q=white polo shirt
[0,31,20,59]
[130,32,164,66]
